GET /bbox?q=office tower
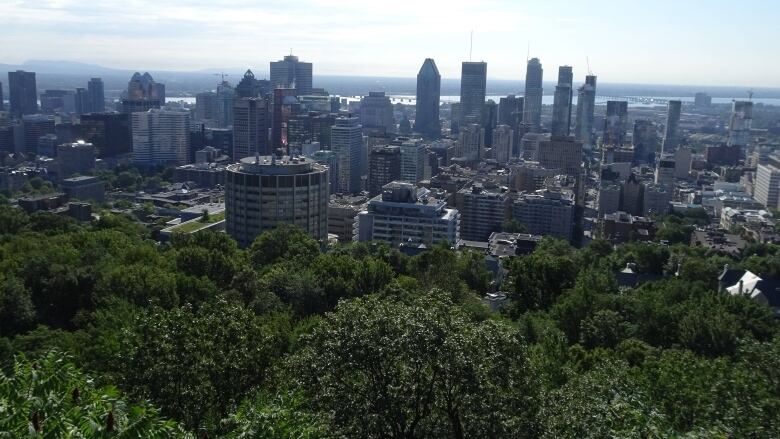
[356,182,459,246]
[360,92,394,134]
[400,138,426,184]
[603,101,628,146]
[87,78,105,113]
[368,145,401,196]
[79,113,131,157]
[216,81,235,128]
[523,58,544,132]
[727,101,753,148]
[459,62,487,124]
[414,58,441,139]
[694,92,712,108]
[632,120,658,164]
[705,143,740,167]
[22,114,55,154]
[551,66,574,136]
[654,158,676,189]
[226,155,329,247]
[455,183,512,241]
[458,122,484,161]
[482,100,497,147]
[0,81,4,111]
[57,140,96,178]
[122,72,162,113]
[520,132,548,161]
[131,109,190,166]
[574,75,597,146]
[492,125,513,163]
[331,115,363,194]
[620,174,644,216]
[272,88,299,148]
[39,90,71,114]
[755,155,780,209]
[662,100,682,153]
[642,184,672,216]
[235,69,265,98]
[513,190,575,243]
[538,137,583,176]
[498,95,523,156]
[673,147,692,179]
[8,70,38,118]
[233,97,270,162]
[270,54,313,95]
[195,92,218,122]
[74,88,90,114]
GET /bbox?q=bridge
[596,95,671,105]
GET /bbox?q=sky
[1,0,778,87]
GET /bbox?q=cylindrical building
[226,155,329,247]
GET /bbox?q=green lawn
[172,211,225,233]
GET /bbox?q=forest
[1,205,779,438]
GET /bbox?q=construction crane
[213,72,230,83]
[748,89,754,101]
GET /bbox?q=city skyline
[1,0,779,87]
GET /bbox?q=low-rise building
[60,175,105,202]
[454,182,511,241]
[601,211,656,243]
[328,194,368,243]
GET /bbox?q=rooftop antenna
[748,89,754,101]
[586,56,592,75]
[213,72,229,83]
[469,30,474,61]
[526,42,530,62]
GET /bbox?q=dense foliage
[1,205,779,437]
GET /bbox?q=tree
[249,224,319,269]
[290,295,539,438]
[0,276,36,336]
[0,351,188,437]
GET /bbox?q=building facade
[523,58,544,132]
[131,109,190,166]
[270,55,313,95]
[331,115,363,194]
[414,58,441,139]
[459,62,487,125]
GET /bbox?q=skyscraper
[0,81,4,112]
[498,95,523,155]
[87,78,105,113]
[272,88,299,148]
[235,69,266,98]
[414,58,441,139]
[728,101,753,148]
[195,92,218,122]
[551,66,573,137]
[360,92,394,134]
[369,145,402,196]
[74,88,89,114]
[8,70,38,118]
[331,115,363,194]
[575,75,597,146]
[216,81,235,128]
[270,55,313,95]
[603,101,628,146]
[482,100,497,147]
[632,120,658,164]
[492,124,514,163]
[523,58,543,132]
[79,112,132,157]
[122,72,162,113]
[131,109,190,166]
[662,100,681,153]
[458,123,484,161]
[400,138,426,184]
[459,62,487,125]
[233,97,270,162]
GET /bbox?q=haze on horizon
[1,0,778,88]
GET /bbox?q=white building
[491,124,514,164]
[755,159,780,210]
[355,182,459,246]
[132,109,190,166]
[642,184,672,217]
[400,138,426,184]
[513,190,575,243]
[331,115,363,194]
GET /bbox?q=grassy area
[172,211,225,233]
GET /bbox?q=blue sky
[0,0,777,86]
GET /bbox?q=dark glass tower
[459,62,487,125]
[414,58,441,139]
[575,75,597,147]
[87,78,105,113]
[662,100,682,153]
[551,66,573,137]
[236,69,267,98]
[523,58,543,132]
[8,70,38,118]
[270,55,313,95]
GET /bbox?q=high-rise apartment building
[400,138,426,184]
[538,136,583,177]
[575,75,597,146]
[755,155,780,210]
[551,66,573,137]
[368,145,401,196]
[415,58,441,139]
[513,190,575,243]
[131,109,190,166]
[331,115,363,194]
[455,183,512,241]
[225,155,329,247]
[233,97,270,162]
[195,92,218,122]
[360,92,394,134]
[603,101,628,146]
[458,122,484,161]
[492,124,513,163]
[8,70,38,118]
[654,158,676,189]
[459,62,487,125]
[356,182,459,246]
[523,58,544,132]
[270,55,313,95]
[632,120,658,164]
[662,100,682,153]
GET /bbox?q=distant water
[168,95,780,107]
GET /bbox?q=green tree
[249,224,320,269]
